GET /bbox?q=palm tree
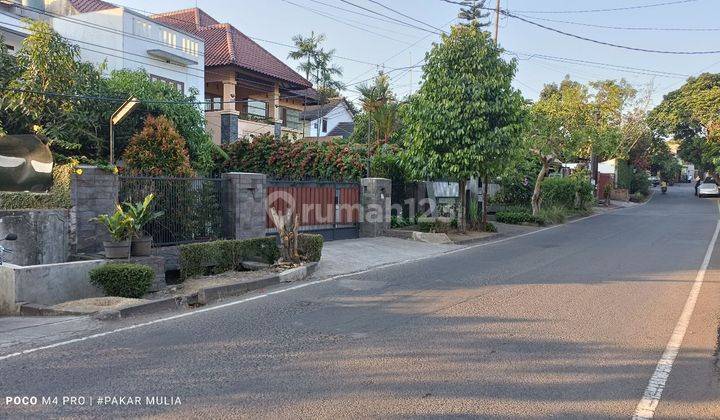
[288,31,325,80]
[357,73,397,143]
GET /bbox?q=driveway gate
[266,180,360,241]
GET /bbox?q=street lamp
[109,97,140,165]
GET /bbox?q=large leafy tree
[2,20,105,157]
[649,73,720,174]
[525,79,591,215]
[402,25,525,231]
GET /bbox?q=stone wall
[70,165,119,254]
[222,172,267,239]
[0,209,70,266]
[360,178,391,237]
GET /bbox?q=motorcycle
[661,182,668,194]
[0,233,17,266]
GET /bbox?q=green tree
[402,25,525,231]
[288,31,325,80]
[100,69,218,174]
[649,73,720,174]
[357,73,399,144]
[2,20,105,157]
[525,79,591,215]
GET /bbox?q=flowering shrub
[122,115,194,177]
[224,134,385,181]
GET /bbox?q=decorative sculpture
[0,134,53,192]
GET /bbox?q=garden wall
[0,209,69,266]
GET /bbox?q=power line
[364,0,447,33]
[279,0,415,44]
[503,11,720,55]
[513,14,720,32]
[509,0,698,14]
[338,0,442,35]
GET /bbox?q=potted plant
[92,206,132,259]
[123,194,163,257]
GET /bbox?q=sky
[112,0,720,107]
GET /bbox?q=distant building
[301,97,355,139]
[151,8,315,145]
[2,0,205,98]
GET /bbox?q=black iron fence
[118,176,224,246]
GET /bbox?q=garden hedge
[298,233,323,262]
[89,263,154,298]
[542,176,594,210]
[179,237,280,280]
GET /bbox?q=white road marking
[0,203,641,362]
[632,201,720,419]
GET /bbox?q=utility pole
[494,0,500,45]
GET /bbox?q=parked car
[698,180,719,198]
[648,176,660,187]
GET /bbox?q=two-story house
[151,8,315,145]
[1,0,205,98]
[0,1,31,54]
[301,97,355,140]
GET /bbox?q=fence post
[360,177,391,237]
[222,172,267,239]
[70,165,119,254]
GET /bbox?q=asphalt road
[1,183,720,418]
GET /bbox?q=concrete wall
[0,260,105,313]
[360,178,391,237]
[0,209,70,266]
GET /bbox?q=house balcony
[206,111,303,145]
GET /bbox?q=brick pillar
[222,172,267,239]
[70,165,119,254]
[360,178,391,237]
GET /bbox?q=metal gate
[266,180,360,241]
[119,176,224,246]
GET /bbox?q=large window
[246,100,268,118]
[182,38,199,56]
[149,74,184,93]
[322,118,328,133]
[160,29,177,48]
[281,107,301,131]
[204,94,222,111]
[133,19,152,37]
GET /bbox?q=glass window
[204,94,222,111]
[134,19,152,37]
[282,107,301,131]
[182,38,199,56]
[247,100,267,118]
[149,74,184,93]
[160,29,177,48]
[322,118,328,133]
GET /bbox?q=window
[246,100,268,118]
[133,19,152,37]
[160,29,177,48]
[281,107,301,131]
[182,38,199,56]
[204,94,222,111]
[149,74,184,93]
[322,118,328,133]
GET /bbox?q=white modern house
[1,0,204,99]
[301,97,355,139]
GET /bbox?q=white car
[698,181,719,198]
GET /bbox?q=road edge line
[632,203,720,419]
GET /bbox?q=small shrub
[391,215,412,228]
[179,237,280,280]
[89,263,154,298]
[122,115,194,177]
[537,205,567,225]
[297,234,323,262]
[542,175,593,210]
[496,210,542,225]
[630,172,650,195]
[630,192,646,203]
[481,222,497,232]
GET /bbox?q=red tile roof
[67,0,116,13]
[151,8,312,89]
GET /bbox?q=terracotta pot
[103,240,131,259]
[131,235,152,257]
